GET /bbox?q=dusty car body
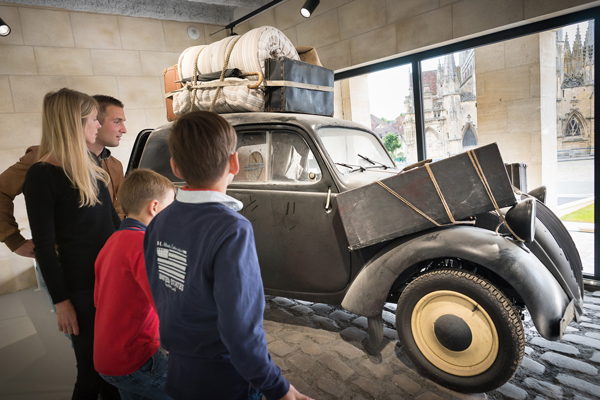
[129,112,583,393]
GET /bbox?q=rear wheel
[396,268,524,393]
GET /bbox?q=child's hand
[279,384,314,400]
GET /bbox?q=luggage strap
[264,81,334,92]
[165,75,331,98]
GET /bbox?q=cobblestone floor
[263,290,600,400]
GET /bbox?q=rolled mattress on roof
[173,26,299,115]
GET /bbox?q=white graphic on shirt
[156,241,187,292]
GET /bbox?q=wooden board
[337,143,517,251]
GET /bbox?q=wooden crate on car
[337,143,518,251]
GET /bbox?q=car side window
[234,130,321,184]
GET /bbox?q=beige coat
[0,145,125,252]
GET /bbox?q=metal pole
[412,61,426,161]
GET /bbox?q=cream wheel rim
[411,290,499,377]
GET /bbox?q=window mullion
[412,61,426,161]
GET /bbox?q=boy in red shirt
[94,169,176,400]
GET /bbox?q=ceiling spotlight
[0,17,10,37]
[300,0,320,18]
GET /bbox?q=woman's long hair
[38,88,109,207]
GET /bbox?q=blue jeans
[100,348,172,400]
[248,387,263,400]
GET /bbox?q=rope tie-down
[209,36,242,113]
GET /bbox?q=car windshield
[317,127,394,173]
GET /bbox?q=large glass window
[415,50,478,161]
[334,64,417,168]
[335,16,595,280]
[554,21,595,278]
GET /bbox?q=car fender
[341,225,570,341]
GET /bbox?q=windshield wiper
[335,162,365,173]
[358,154,390,169]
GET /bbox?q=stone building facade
[400,21,595,166]
[556,22,595,159]
[402,50,478,164]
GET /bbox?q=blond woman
[23,88,121,400]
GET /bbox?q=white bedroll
[171,26,300,115]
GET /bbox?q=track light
[0,17,10,37]
[300,0,320,18]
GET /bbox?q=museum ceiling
[2,0,272,25]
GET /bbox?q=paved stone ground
[262,289,600,400]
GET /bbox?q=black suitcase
[265,57,334,116]
[337,143,517,251]
[505,162,527,192]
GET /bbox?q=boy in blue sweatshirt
[144,111,311,400]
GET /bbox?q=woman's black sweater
[23,162,121,304]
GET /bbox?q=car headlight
[505,198,536,243]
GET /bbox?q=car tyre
[396,268,524,393]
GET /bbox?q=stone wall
[0,2,228,295]
[232,0,600,72]
[334,75,371,129]
[475,32,559,209]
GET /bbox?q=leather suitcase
[505,163,527,192]
[337,143,517,251]
[265,57,334,116]
[164,65,183,122]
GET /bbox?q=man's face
[97,105,126,148]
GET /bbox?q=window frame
[335,7,599,282]
[229,125,334,192]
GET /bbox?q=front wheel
[396,268,524,393]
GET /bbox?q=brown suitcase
[164,65,183,122]
[337,143,517,251]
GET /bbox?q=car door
[227,125,351,296]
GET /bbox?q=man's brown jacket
[0,146,125,252]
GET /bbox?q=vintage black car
[128,112,584,393]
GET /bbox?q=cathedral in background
[384,21,595,165]
[401,49,478,164]
[556,22,595,159]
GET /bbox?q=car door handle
[325,187,332,213]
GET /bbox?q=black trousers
[69,290,121,400]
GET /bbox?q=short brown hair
[93,95,124,124]
[119,169,176,216]
[168,111,237,187]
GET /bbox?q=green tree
[383,132,401,154]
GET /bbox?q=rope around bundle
[209,36,242,113]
